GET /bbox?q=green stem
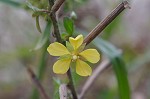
[48,1,77,98]
[50,12,62,43]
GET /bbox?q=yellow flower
[47,35,100,76]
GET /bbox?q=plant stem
[48,0,78,98]
[50,12,62,43]
[83,1,130,45]
[48,0,54,8]
[59,84,68,99]
[51,0,65,13]
[67,69,78,99]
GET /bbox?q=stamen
[72,55,78,60]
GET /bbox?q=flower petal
[79,49,100,63]
[69,35,83,49]
[47,42,70,56]
[53,59,71,74]
[76,59,92,76]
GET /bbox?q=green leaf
[71,67,82,86]
[0,0,21,7]
[36,16,42,33]
[26,1,41,12]
[111,57,130,99]
[63,17,74,35]
[34,21,51,50]
[94,39,121,58]
[26,1,47,17]
[93,38,131,99]
[61,33,70,40]
[32,11,40,17]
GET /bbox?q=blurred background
[0,0,150,99]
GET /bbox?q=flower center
[72,55,79,61]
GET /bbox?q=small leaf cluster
[26,1,51,33]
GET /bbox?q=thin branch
[50,12,62,43]
[79,60,111,99]
[59,84,68,99]
[67,69,78,99]
[83,1,130,45]
[51,0,65,13]
[27,67,50,99]
[48,0,63,43]
[39,9,50,13]
[48,0,54,9]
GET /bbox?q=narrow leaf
[111,57,130,99]
[36,16,42,33]
[93,38,131,99]
[26,1,41,12]
[34,21,51,50]
[63,17,74,35]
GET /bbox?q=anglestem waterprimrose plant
[47,34,100,76]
